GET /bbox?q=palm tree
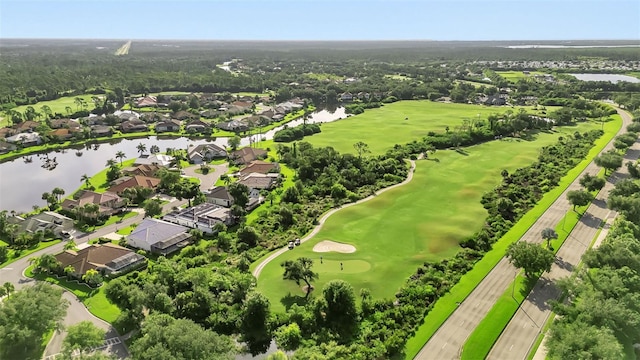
[64,240,77,251]
[82,269,103,286]
[115,151,126,165]
[541,228,558,250]
[34,254,60,274]
[65,106,73,115]
[52,187,65,203]
[81,174,91,189]
[220,174,231,186]
[136,143,147,156]
[2,282,14,297]
[74,97,83,111]
[149,145,160,154]
[64,265,76,279]
[106,158,117,168]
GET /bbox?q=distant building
[163,203,234,233]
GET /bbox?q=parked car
[294,238,301,246]
[60,230,74,240]
[288,241,295,250]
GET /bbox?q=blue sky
[1,0,639,40]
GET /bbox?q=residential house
[357,92,371,101]
[136,96,157,108]
[238,160,279,177]
[122,164,163,177]
[172,111,197,121]
[134,154,173,167]
[49,118,81,130]
[155,119,181,133]
[340,92,353,102]
[185,120,210,133]
[15,211,74,238]
[120,119,148,133]
[114,110,140,121]
[5,132,42,146]
[61,190,125,217]
[200,109,222,119]
[0,140,17,154]
[163,203,234,233]
[204,186,234,207]
[217,120,249,132]
[54,243,146,278]
[90,125,113,137]
[14,121,39,133]
[108,175,161,194]
[231,101,253,110]
[230,147,267,165]
[0,127,16,139]
[47,128,77,141]
[238,172,279,190]
[126,218,192,255]
[187,143,227,164]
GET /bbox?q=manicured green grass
[256,122,604,313]
[3,94,98,123]
[100,211,138,227]
[305,101,555,155]
[76,158,136,194]
[402,115,621,359]
[627,72,640,80]
[0,240,62,268]
[116,224,136,235]
[25,266,121,324]
[496,71,547,82]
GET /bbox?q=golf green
[257,121,602,312]
[307,100,555,155]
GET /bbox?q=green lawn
[256,122,603,312]
[25,266,121,324]
[2,94,98,126]
[305,101,555,155]
[76,158,136,194]
[496,71,547,82]
[0,240,61,268]
[402,115,622,359]
[100,211,138,228]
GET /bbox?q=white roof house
[134,154,174,167]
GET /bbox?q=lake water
[0,107,346,212]
[569,73,640,84]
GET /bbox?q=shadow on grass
[455,148,469,156]
[281,292,310,310]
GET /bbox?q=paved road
[414,108,633,360]
[252,159,418,279]
[0,197,187,358]
[487,108,637,360]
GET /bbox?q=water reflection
[0,107,346,212]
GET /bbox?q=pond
[569,73,640,84]
[0,107,347,212]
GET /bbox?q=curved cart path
[414,108,632,360]
[252,158,418,279]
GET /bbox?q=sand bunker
[313,240,356,253]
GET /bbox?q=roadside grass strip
[0,240,61,268]
[460,206,586,360]
[402,115,621,359]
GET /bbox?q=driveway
[182,163,228,191]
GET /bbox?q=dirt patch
[313,240,356,253]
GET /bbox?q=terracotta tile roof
[238,161,279,176]
[108,175,160,194]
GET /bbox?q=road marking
[475,302,479,308]
[523,323,528,328]
[509,345,514,351]
[460,320,465,326]
[441,342,447,350]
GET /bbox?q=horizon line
[2,37,640,42]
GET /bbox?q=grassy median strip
[460,207,585,360]
[403,115,621,359]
